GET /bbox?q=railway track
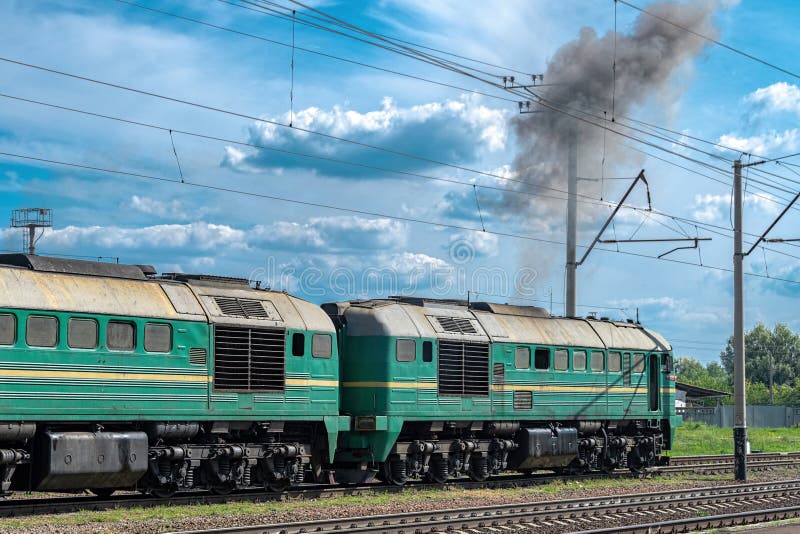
[0,471,622,518]
[668,451,800,466]
[168,479,800,534]
[1,452,796,519]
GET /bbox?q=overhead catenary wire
[234,0,537,75]
[224,0,800,203]
[7,91,800,264]
[9,5,800,248]
[3,149,800,287]
[108,0,518,104]
[5,50,800,256]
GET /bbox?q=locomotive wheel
[467,456,489,482]
[210,482,236,495]
[384,460,408,486]
[267,478,291,492]
[89,488,115,498]
[427,457,449,484]
[150,486,177,499]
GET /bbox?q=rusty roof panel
[0,266,192,320]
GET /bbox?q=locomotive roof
[0,253,152,280]
[325,297,671,352]
[0,255,334,332]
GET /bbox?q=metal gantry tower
[10,208,52,255]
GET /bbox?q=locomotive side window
[573,350,587,371]
[554,349,569,371]
[144,323,172,353]
[68,318,98,349]
[0,313,16,345]
[422,341,433,362]
[608,351,622,373]
[396,338,416,362]
[632,353,645,373]
[623,352,631,385]
[514,347,531,369]
[26,315,58,347]
[534,347,550,370]
[107,321,135,351]
[25,315,58,347]
[590,351,604,372]
[312,333,332,358]
[291,332,305,357]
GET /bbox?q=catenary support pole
[733,158,747,481]
[565,135,577,317]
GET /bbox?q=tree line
[675,323,800,406]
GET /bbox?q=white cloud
[691,192,780,222]
[717,130,799,155]
[41,222,247,252]
[252,216,408,251]
[222,95,509,176]
[126,195,188,220]
[746,82,800,116]
[447,232,499,259]
[613,296,730,325]
[21,216,407,258]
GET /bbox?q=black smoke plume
[510,0,717,218]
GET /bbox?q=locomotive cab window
[514,346,531,369]
[144,323,172,353]
[608,351,622,373]
[554,349,569,371]
[396,338,416,362]
[312,333,332,358]
[0,313,16,346]
[26,315,58,348]
[107,321,135,351]
[661,353,673,373]
[590,351,604,372]
[422,340,433,362]
[534,347,550,370]
[68,318,98,349]
[632,353,646,373]
[573,350,587,371]
[291,332,305,357]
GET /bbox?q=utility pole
[565,136,577,317]
[732,156,800,481]
[733,159,747,482]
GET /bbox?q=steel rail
[0,471,627,518]
[573,504,800,533]
[669,451,800,465]
[2,453,797,518]
[167,479,800,534]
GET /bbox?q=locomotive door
[648,354,660,412]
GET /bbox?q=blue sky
[1,0,800,364]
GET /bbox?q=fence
[677,405,800,428]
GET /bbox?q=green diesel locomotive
[0,254,345,496]
[325,297,679,484]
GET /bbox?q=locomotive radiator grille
[213,326,285,392]
[438,340,489,397]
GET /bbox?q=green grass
[670,422,800,455]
